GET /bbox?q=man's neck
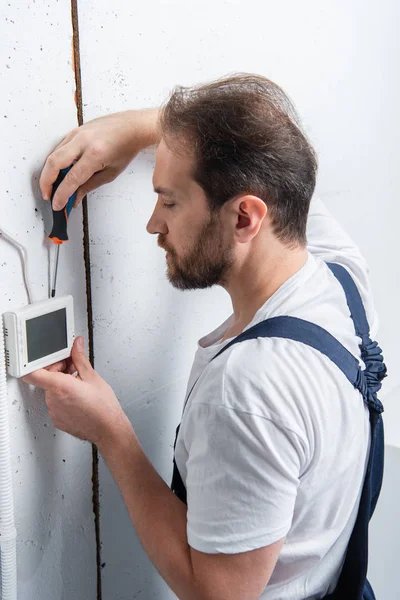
[220,245,308,341]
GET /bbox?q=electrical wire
[0,227,34,304]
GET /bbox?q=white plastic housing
[3,296,74,378]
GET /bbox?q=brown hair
[159,74,318,246]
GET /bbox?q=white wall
[77,0,399,599]
[0,2,96,598]
[1,0,398,598]
[369,446,400,598]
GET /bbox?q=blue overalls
[171,263,387,599]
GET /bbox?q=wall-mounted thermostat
[3,296,74,378]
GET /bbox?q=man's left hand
[23,337,129,446]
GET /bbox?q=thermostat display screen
[26,308,68,363]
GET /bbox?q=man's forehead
[156,137,193,166]
[153,137,194,190]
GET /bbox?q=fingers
[66,360,78,376]
[53,129,78,152]
[70,337,94,381]
[46,357,77,375]
[23,338,92,389]
[41,144,106,211]
[40,139,83,204]
[52,152,107,211]
[74,168,116,207]
[47,359,69,373]
[23,368,66,391]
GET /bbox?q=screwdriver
[49,166,77,297]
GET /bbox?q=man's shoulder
[191,335,334,426]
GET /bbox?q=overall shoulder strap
[326,262,386,410]
[326,262,370,341]
[183,262,386,416]
[209,262,386,414]
[212,315,363,393]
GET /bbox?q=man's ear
[231,195,268,242]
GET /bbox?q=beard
[158,211,234,290]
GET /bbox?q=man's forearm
[125,108,162,151]
[98,416,200,600]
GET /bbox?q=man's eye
[163,202,176,209]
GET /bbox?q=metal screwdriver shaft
[51,245,60,298]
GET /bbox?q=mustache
[157,235,166,250]
[157,235,172,253]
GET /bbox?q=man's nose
[146,207,168,235]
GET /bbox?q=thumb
[71,337,94,381]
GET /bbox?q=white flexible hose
[0,225,28,599]
[0,318,17,600]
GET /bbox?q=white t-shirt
[174,198,380,600]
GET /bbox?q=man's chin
[166,269,190,290]
[167,273,218,291]
[166,264,183,289]
[165,259,226,290]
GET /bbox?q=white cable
[0,227,33,304]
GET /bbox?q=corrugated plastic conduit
[0,226,34,600]
[0,319,17,600]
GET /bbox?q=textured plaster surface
[0,2,96,598]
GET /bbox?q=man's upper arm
[306,196,379,336]
[184,401,303,555]
[190,538,285,600]
[306,196,365,265]
[181,346,307,598]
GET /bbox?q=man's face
[147,138,234,290]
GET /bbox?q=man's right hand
[41,108,160,210]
